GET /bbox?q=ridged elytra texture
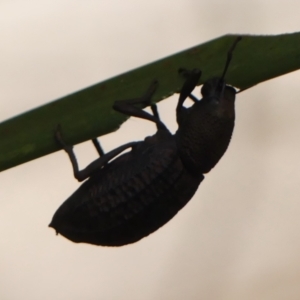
[50,130,204,246]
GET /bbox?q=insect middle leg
[90,80,166,158]
[113,80,167,131]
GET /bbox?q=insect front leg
[176,68,201,124]
[177,69,201,108]
[55,126,137,182]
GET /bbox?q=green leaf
[1,32,300,172]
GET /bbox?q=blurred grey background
[0,1,300,299]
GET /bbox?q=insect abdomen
[50,132,203,246]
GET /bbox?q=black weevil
[49,37,241,246]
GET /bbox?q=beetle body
[51,129,203,246]
[49,38,240,246]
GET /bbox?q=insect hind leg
[55,125,137,182]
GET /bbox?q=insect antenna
[220,36,242,81]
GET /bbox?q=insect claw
[151,79,159,86]
[178,67,187,73]
[54,124,71,151]
[178,68,189,78]
[144,79,158,91]
[178,68,201,80]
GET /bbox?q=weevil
[49,37,241,246]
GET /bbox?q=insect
[49,37,241,246]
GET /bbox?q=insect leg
[177,68,201,114]
[91,81,167,158]
[149,103,167,130]
[92,138,105,157]
[188,94,199,103]
[55,126,137,182]
[176,68,201,125]
[113,80,167,130]
[177,68,201,106]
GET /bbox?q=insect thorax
[175,97,235,175]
